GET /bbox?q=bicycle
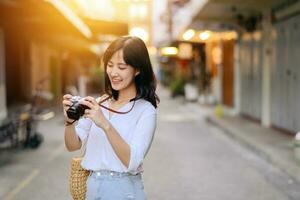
[0,77,54,150]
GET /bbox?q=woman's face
[106,50,139,91]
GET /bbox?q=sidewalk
[180,98,300,184]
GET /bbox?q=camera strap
[98,95,135,114]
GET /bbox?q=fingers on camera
[63,94,72,99]
[63,100,72,106]
[84,96,95,103]
[81,101,94,109]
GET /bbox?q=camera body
[66,96,89,120]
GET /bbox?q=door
[272,14,300,132]
[0,28,7,120]
[252,32,262,120]
[222,40,234,107]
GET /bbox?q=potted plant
[169,74,185,98]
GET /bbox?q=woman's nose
[110,67,119,76]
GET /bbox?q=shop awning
[189,0,289,31]
[0,0,128,53]
[0,0,91,39]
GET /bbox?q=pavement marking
[3,169,40,200]
[46,143,66,163]
[2,143,65,200]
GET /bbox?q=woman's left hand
[80,96,110,130]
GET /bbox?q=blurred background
[1,0,300,199]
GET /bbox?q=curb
[205,115,300,184]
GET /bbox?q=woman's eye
[107,64,113,68]
[119,67,126,70]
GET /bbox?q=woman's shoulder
[136,99,156,115]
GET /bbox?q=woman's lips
[112,80,121,84]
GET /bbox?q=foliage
[169,75,185,97]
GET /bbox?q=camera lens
[66,97,89,120]
[66,101,80,120]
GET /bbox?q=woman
[62,36,159,200]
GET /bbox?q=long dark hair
[102,36,159,108]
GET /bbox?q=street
[0,88,297,200]
[1,1,300,200]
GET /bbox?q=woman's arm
[102,111,156,171]
[80,96,156,170]
[79,96,131,167]
[64,124,82,152]
[62,94,82,152]
[103,123,131,167]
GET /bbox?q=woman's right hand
[62,94,73,122]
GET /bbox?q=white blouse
[75,98,157,175]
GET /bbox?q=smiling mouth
[112,80,122,84]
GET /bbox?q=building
[0,0,128,122]
[158,0,300,133]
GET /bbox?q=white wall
[152,0,208,46]
[152,0,169,45]
[0,28,7,121]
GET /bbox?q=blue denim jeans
[86,170,146,200]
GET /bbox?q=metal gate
[271,14,300,132]
[239,32,263,120]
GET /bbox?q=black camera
[66,96,89,120]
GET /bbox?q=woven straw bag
[69,156,89,200]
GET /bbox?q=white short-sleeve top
[75,98,157,175]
